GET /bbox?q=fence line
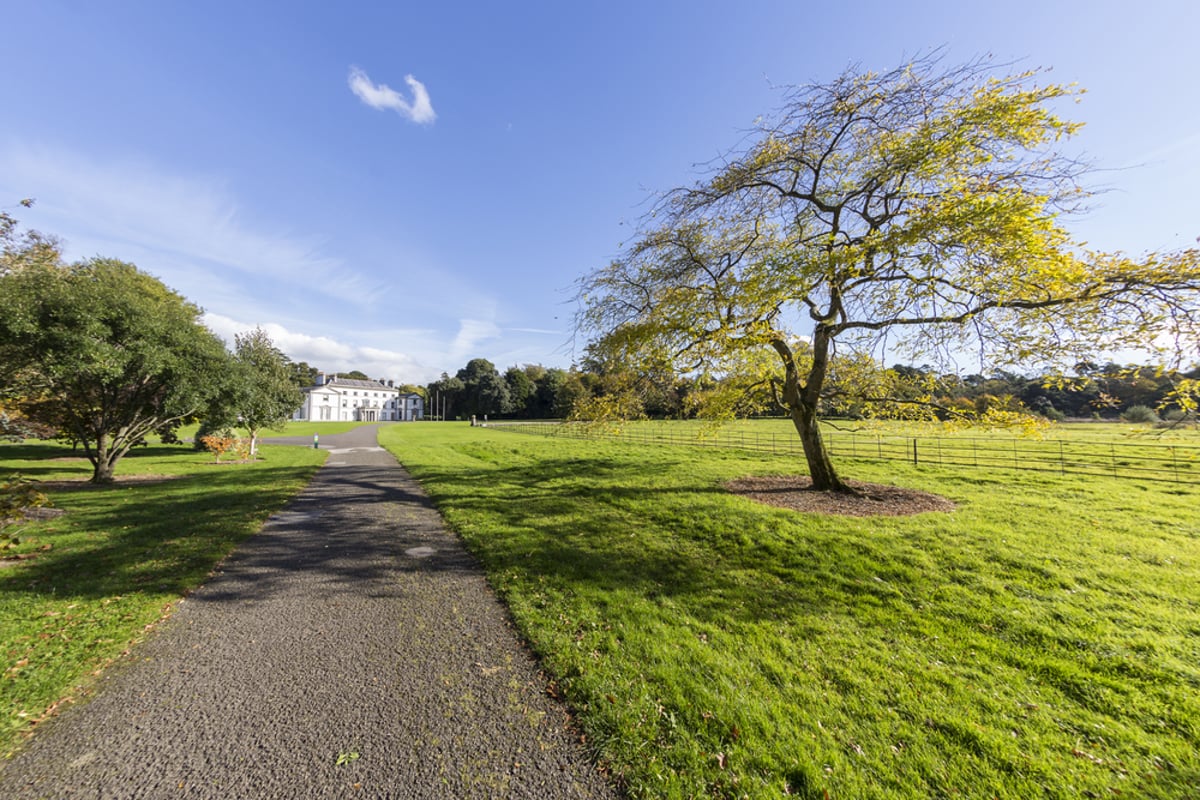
[485,421,1200,485]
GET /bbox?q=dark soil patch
[726,475,956,517]
[34,474,186,492]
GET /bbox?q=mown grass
[169,418,376,441]
[495,418,1200,486]
[379,423,1200,799]
[0,441,325,756]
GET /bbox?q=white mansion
[292,375,424,422]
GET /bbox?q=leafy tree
[426,373,464,419]
[0,401,56,441]
[288,360,320,388]
[536,367,588,418]
[455,358,510,418]
[503,365,538,417]
[0,256,231,483]
[342,370,370,381]
[1,199,60,278]
[578,56,1200,491]
[205,328,302,455]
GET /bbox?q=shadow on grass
[407,454,919,628]
[3,456,487,608]
[0,463,323,601]
[0,443,196,480]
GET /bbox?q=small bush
[233,438,253,461]
[193,419,234,451]
[1121,405,1160,424]
[0,475,50,546]
[1156,408,1196,428]
[199,434,237,462]
[1040,407,1066,422]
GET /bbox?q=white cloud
[348,67,436,124]
[204,313,439,383]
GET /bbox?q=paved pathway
[0,426,616,799]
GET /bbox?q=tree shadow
[405,454,922,629]
[184,463,487,606]
[0,464,324,601]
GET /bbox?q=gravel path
[0,425,617,799]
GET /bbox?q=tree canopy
[0,254,231,482]
[204,327,302,455]
[577,56,1200,491]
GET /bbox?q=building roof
[301,378,402,396]
[326,378,392,390]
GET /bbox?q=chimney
[316,372,326,386]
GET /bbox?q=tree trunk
[91,460,117,484]
[789,401,852,492]
[771,324,856,493]
[90,434,117,484]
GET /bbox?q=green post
[313,433,319,449]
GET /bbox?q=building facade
[292,376,424,422]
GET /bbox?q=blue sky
[4,1,1198,383]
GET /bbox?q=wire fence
[485,420,1200,485]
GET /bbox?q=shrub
[194,419,235,451]
[0,475,49,546]
[233,438,253,461]
[1039,406,1066,422]
[199,434,237,462]
[1121,404,1160,424]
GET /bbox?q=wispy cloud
[0,143,380,313]
[1117,132,1200,171]
[348,67,436,124]
[509,327,563,335]
[448,319,502,363]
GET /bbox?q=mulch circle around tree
[725,476,956,517]
[32,475,185,492]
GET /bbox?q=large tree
[578,56,1200,491]
[503,365,538,417]
[205,328,302,455]
[0,256,231,483]
[455,358,510,419]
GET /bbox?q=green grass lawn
[168,418,378,442]
[0,441,325,756]
[495,418,1200,486]
[379,423,1200,799]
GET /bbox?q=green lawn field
[4,422,1196,797]
[168,419,378,441]
[380,423,1200,799]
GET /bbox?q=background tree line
[424,356,1200,423]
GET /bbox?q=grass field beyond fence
[490,418,1200,485]
[380,423,1200,799]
